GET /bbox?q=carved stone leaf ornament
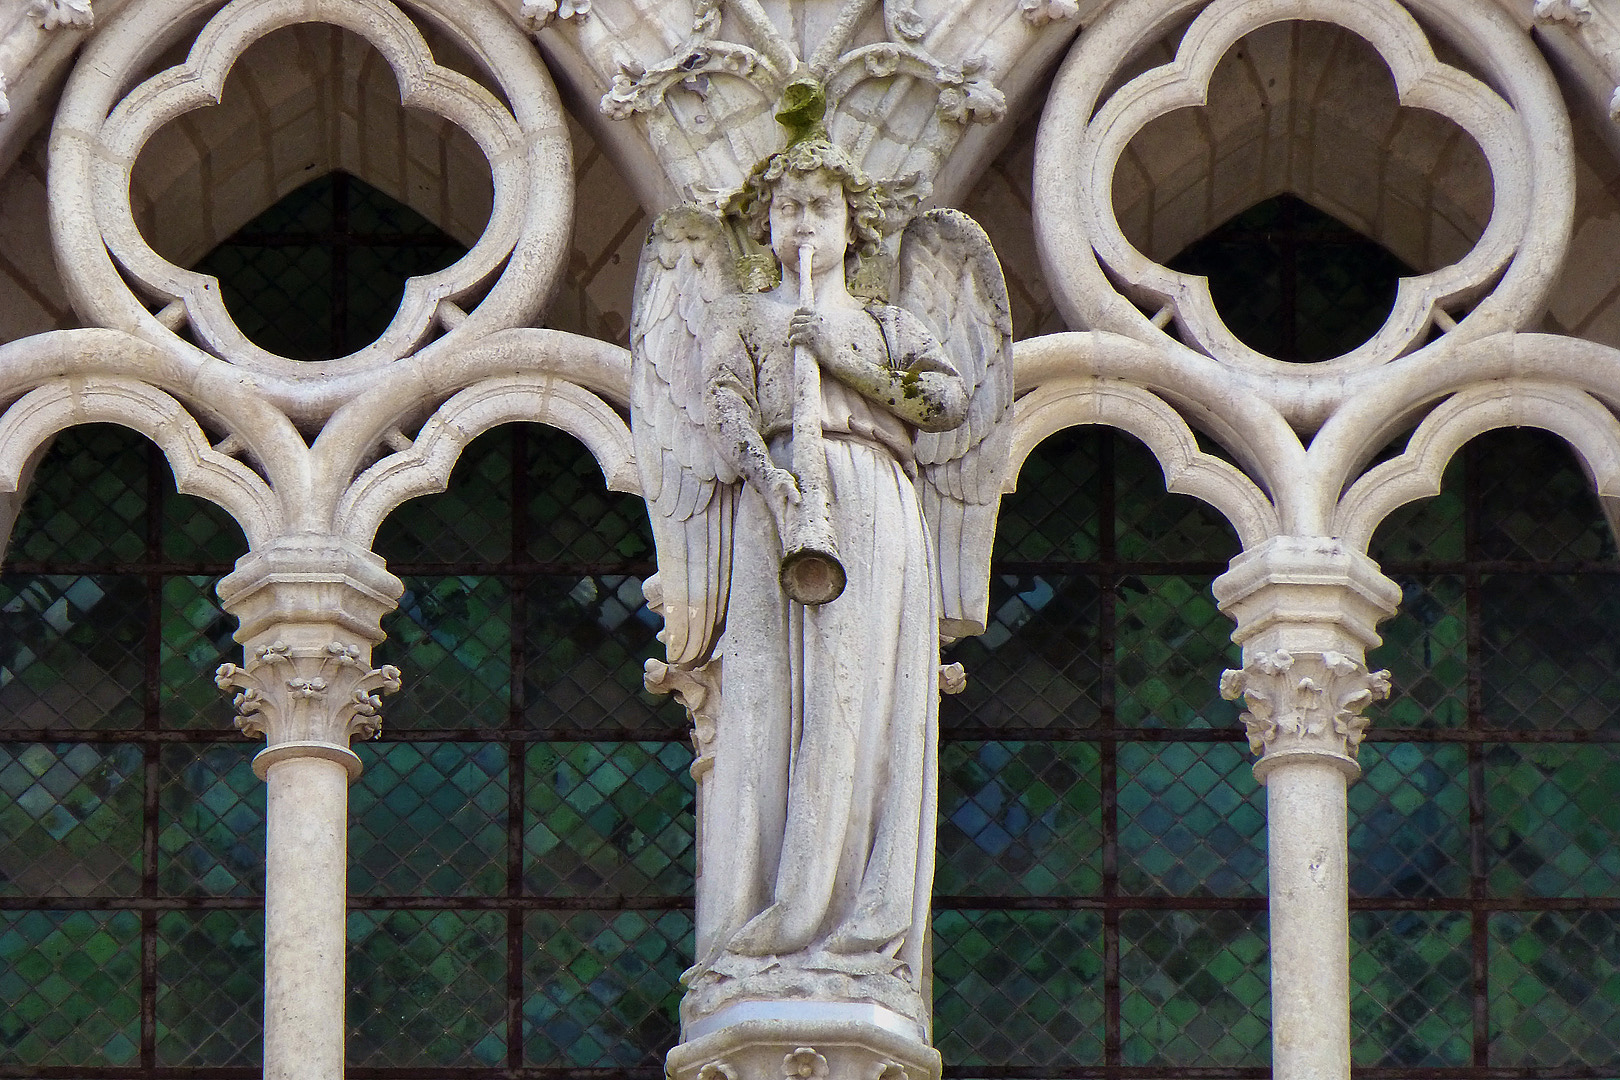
[30,0,93,30]
[216,640,402,780]
[1220,649,1391,778]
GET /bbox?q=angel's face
[768,168,850,279]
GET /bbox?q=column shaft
[263,756,351,1080]
[1266,760,1351,1080]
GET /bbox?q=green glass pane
[344,242,462,347]
[942,574,1101,731]
[992,427,1100,563]
[1118,741,1264,896]
[348,910,506,1066]
[1369,447,1465,564]
[936,741,1101,896]
[1475,428,1617,563]
[375,428,513,566]
[0,574,146,729]
[1481,574,1620,731]
[1349,742,1468,898]
[156,909,263,1065]
[932,909,1103,1067]
[1120,909,1269,1066]
[159,575,236,728]
[350,741,507,896]
[7,425,146,565]
[1486,744,1620,897]
[527,430,653,565]
[0,742,143,896]
[1367,575,1466,728]
[523,910,689,1066]
[0,909,140,1065]
[1114,435,1239,564]
[162,490,246,565]
[1115,575,1239,728]
[524,742,693,897]
[1350,910,1471,1067]
[377,576,511,729]
[523,574,681,732]
[1489,911,1620,1066]
[157,744,264,896]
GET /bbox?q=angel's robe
[696,303,963,1009]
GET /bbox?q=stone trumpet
[777,242,846,605]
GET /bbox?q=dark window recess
[1168,194,1412,363]
[192,171,466,361]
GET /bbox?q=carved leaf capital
[216,641,402,749]
[1220,650,1390,767]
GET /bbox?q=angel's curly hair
[734,138,885,260]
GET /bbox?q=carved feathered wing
[900,208,1015,640]
[631,206,739,667]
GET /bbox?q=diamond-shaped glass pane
[1481,574,1620,731]
[7,425,146,565]
[162,490,246,565]
[1114,438,1239,564]
[993,428,1100,563]
[0,743,142,896]
[1368,454,1465,564]
[378,576,511,729]
[0,574,146,729]
[350,741,507,896]
[1486,743,1620,897]
[1116,575,1239,727]
[525,742,693,897]
[348,910,506,1066]
[523,575,681,733]
[526,431,653,565]
[1368,576,1466,729]
[942,574,1101,731]
[1350,910,1471,1067]
[156,910,263,1066]
[936,741,1101,896]
[932,909,1103,1067]
[0,909,140,1065]
[1475,429,1617,563]
[159,575,236,728]
[523,910,689,1066]
[157,744,264,896]
[1118,741,1264,896]
[1489,911,1620,1066]
[1120,909,1269,1066]
[1349,742,1468,898]
[375,429,513,566]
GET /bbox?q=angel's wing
[899,208,1015,640]
[631,206,740,667]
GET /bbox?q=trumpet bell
[780,547,846,605]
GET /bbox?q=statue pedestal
[668,1009,940,1080]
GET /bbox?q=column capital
[216,640,401,780]
[217,533,403,650]
[1219,649,1390,782]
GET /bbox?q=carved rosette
[1219,650,1391,782]
[216,641,402,781]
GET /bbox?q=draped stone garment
[692,306,949,1012]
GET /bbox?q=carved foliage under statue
[1219,650,1392,782]
[632,81,1012,1040]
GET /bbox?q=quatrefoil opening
[1036,0,1573,375]
[52,0,572,378]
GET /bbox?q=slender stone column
[1214,537,1399,1080]
[214,537,403,1080]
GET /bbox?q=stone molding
[1220,649,1391,781]
[667,1017,940,1080]
[216,640,402,781]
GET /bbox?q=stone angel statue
[632,131,1012,1032]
